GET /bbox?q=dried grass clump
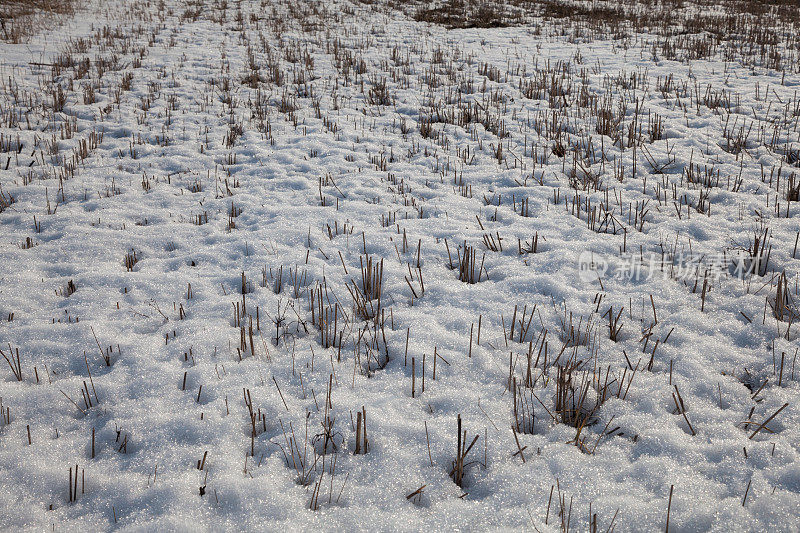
[0,188,14,213]
[414,0,507,29]
[0,0,79,42]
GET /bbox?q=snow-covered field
[1,0,799,530]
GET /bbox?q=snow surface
[1,0,799,530]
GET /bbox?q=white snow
[1,0,799,530]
